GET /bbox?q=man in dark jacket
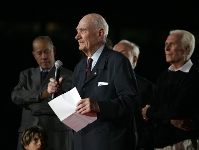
[114,40,156,150]
[47,13,138,150]
[11,36,74,150]
[142,30,199,149]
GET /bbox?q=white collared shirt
[40,65,54,72]
[168,59,193,73]
[87,45,104,71]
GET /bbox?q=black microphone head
[55,60,63,69]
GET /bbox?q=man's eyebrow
[76,27,87,30]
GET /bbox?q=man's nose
[75,32,81,40]
[41,52,47,59]
[165,45,169,51]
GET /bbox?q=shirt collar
[168,59,193,73]
[87,45,104,70]
[40,65,54,72]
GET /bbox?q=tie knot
[87,58,93,69]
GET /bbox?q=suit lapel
[83,46,110,85]
[31,67,41,90]
[77,59,87,88]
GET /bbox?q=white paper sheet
[48,87,97,132]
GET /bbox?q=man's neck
[84,43,104,57]
[170,60,188,71]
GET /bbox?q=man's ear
[53,46,56,55]
[133,56,138,64]
[32,51,36,59]
[185,45,190,54]
[98,28,105,40]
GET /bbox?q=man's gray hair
[114,40,140,58]
[32,36,54,51]
[170,30,195,59]
[33,36,54,46]
[89,13,109,42]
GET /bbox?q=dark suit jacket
[11,66,74,150]
[72,46,138,150]
[136,74,155,108]
[134,74,156,149]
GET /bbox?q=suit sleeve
[96,56,138,121]
[60,69,73,92]
[11,71,41,108]
[30,69,73,116]
[11,70,55,115]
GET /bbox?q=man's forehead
[76,25,87,30]
[77,15,93,26]
[77,21,89,28]
[117,43,131,49]
[167,34,182,40]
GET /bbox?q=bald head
[113,40,140,69]
[84,13,109,41]
[75,13,109,56]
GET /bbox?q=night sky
[1,1,199,149]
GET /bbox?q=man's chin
[41,65,51,70]
[79,47,88,53]
[78,46,84,51]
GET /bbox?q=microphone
[52,60,63,99]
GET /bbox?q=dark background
[1,1,199,149]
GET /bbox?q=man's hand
[76,98,100,115]
[142,104,150,121]
[170,119,196,131]
[47,77,63,95]
[41,90,51,99]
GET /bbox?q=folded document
[48,87,97,132]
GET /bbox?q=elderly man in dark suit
[47,13,138,150]
[113,40,156,150]
[11,36,74,150]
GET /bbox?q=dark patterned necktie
[41,71,49,83]
[86,58,93,78]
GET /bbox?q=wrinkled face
[32,39,55,70]
[24,133,45,150]
[164,33,186,66]
[75,15,100,53]
[113,43,134,66]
